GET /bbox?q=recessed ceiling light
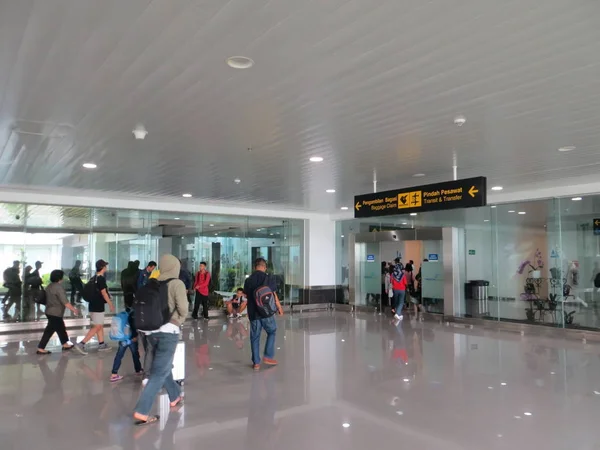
[234,178,241,184]
[571,197,583,201]
[342,423,350,429]
[309,156,324,162]
[341,235,345,238]
[341,206,349,210]
[501,382,507,386]
[410,213,417,216]
[508,210,515,213]
[174,217,180,220]
[491,205,496,208]
[403,378,410,382]
[214,233,218,236]
[558,146,576,152]
[491,186,503,191]
[132,124,148,140]
[454,115,466,126]
[270,233,274,236]
[209,224,214,227]
[256,229,261,231]
[182,193,192,198]
[413,173,425,178]
[226,56,254,69]
[82,163,97,169]
[402,222,408,225]
[523,412,532,416]
[326,189,336,193]
[518,211,526,215]
[484,219,489,222]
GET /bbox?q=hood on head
[127,261,137,271]
[158,254,180,280]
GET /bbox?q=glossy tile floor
[1,312,600,450]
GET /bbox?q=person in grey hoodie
[133,254,188,426]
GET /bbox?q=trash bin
[471,280,489,301]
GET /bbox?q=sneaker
[142,378,149,386]
[263,357,278,366]
[235,313,242,319]
[394,314,401,320]
[98,343,112,352]
[398,315,404,321]
[110,374,124,383]
[72,343,88,355]
[227,314,234,319]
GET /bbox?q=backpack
[109,311,132,341]
[133,278,175,331]
[82,276,98,302]
[253,276,277,318]
[595,273,600,289]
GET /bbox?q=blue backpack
[109,311,132,341]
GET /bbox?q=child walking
[110,308,143,382]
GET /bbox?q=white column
[305,217,336,287]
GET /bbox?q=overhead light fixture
[209,224,214,227]
[571,197,583,201]
[518,211,526,215]
[491,205,497,208]
[410,213,417,216]
[132,124,148,140]
[523,412,532,416]
[484,219,490,222]
[226,56,254,69]
[508,210,515,213]
[413,173,425,178]
[256,228,261,231]
[182,193,192,198]
[401,222,408,225]
[174,217,180,220]
[326,189,336,193]
[341,206,349,210]
[558,146,576,152]
[501,382,507,386]
[341,235,344,238]
[82,163,97,169]
[491,186,503,191]
[234,178,241,184]
[310,156,324,162]
[270,233,274,236]
[342,423,350,429]
[214,233,218,236]
[454,115,466,126]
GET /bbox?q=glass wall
[0,203,304,324]
[336,193,600,331]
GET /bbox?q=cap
[35,260,43,266]
[95,259,109,272]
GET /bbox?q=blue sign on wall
[367,254,375,262]
[428,254,439,261]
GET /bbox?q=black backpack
[594,273,600,289]
[254,276,277,318]
[82,276,99,302]
[133,278,175,331]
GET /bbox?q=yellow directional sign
[594,218,600,236]
[354,177,487,218]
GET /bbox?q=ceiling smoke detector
[454,115,466,126]
[226,56,254,69]
[132,125,148,140]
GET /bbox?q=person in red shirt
[192,262,211,320]
[391,257,407,321]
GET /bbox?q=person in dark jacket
[68,260,84,304]
[120,261,139,308]
[179,259,193,308]
[110,308,143,382]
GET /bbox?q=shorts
[90,312,105,325]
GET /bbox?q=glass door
[354,242,382,307]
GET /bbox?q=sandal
[110,375,124,383]
[170,397,184,408]
[133,415,159,426]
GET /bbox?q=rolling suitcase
[172,339,185,385]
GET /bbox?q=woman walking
[37,270,87,355]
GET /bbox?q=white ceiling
[1,0,599,213]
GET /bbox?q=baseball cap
[95,259,109,271]
[35,260,43,266]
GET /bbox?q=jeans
[38,315,70,348]
[112,340,142,374]
[250,316,277,365]
[193,292,209,319]
[134,332,180,416]
[393,289,406,314]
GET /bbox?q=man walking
[68,260,84,304]
[77,260,115,352]
[244,258,283,371]
[192,262,211,320]
[132,254,188,426]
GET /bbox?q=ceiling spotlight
[214,233,218,236]
[454,115,466,126]
[132,124,148,140]
[341,206,349,210]
[226,56,254,69]
[558,146,576,152]
[341,235,344,238]
[401,222,408,225]
[518,211,526,215]
[413,173,425,178]
[174,217,180,220]
[342,423,350,429]
[182,193,192,198]
[310,156,324,162]
[234,178,241,184]
[508,210,515,213]
[484,219,490,222]
[501,382,507,386]
[326,189,336,193]
[491,186,503,191]
[523,412,532,416]
[571,197,583,201]
[491,205,497,208]
[82,163,97,169]
[209,224,214,227]
[410,213,417,216]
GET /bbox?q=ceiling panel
[0,0,599,212]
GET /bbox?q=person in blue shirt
[137,261,157,290]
